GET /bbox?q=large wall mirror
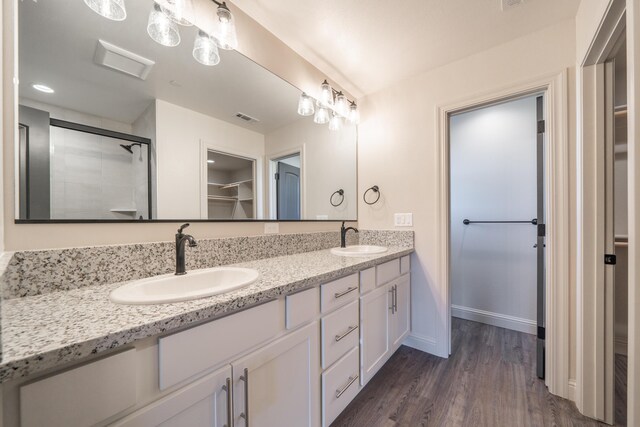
[16,0,357,222]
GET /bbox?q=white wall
[155,99,265,219]
[450,96,538,334]
[265,118,357,220]
[358,20,576,360]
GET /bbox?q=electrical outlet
[264,223,279,234]
[394,213,413,227]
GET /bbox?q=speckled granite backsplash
[0,230,412,299]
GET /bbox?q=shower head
[120,142,143,154]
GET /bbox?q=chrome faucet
[340,221,359,248]
[175,223,197,275]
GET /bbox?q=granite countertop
[0,246,413,384]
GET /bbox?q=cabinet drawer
[286,287,319,329]
[322,347,360,427]
[321,300,359,369]
[376,258,400,286]
[20,349,137,427]
[321,273,359,313]
[159,299,284,390]
[400,255,411,275]
[360,267,376,294]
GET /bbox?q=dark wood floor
[332,318,627,427]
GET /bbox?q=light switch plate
[264,223,279,234]
[394,213,413,227]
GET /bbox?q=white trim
[451,305,536,335]
[568,379,577,402]
[402,333,439,355]
[437,70,571,399]
[266,146,306,220]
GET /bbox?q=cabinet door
[360,284,391,386]
[112,365,232,427]
[232,322,320,427]
[390,274,411,350]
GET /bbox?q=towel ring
[330,189,345,207]
[363,185,381,205]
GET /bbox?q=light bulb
[214,3,238,50]
[297,93,315,116]
[148,3,181,47]
[329,113,343,131]
[335,92,348,117]
[348,102,360,125]
[156,0,194,26]
[314,102,330,124]
[84,0,127,21]
[320,80,333,106]
[193,30,220,66]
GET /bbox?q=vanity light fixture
[320,80,334,106]
[148,3,181,47]
[334,92,348,117]
[313,102,330,124]
[328,112,343,131]
[348,101,360,125]
[212,1,238,50]
[83,0,127,21]
[193,30,221,66]
[156,0,194,26]
[297,93,315,116]
[32,84,55,94]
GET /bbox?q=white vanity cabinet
[360,256,411,386]
[231,322,319,427]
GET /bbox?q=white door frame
[576,1,626,422]
[436,70,571,398]
[266,146,306,220]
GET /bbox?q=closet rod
[463,218,537,225]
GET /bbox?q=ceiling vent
[94,40,155,80]
[501,0,524,11]
[235,112,260,123]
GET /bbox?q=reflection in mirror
[17,0,357,222]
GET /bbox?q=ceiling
[19,0,302,134]
[232,0,581,98]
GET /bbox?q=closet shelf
[207,196,238,201]
[110,208,137,213]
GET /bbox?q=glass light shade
[329,113,343,131]
[348,103,360,125]
[84,0,127,21]
[297,93,315,116]
[320,80,333,106]
[335,92,348,116]
[148,3,181,47]
[314,103,330,124]
[157,0,194,26]
[214,4,238,50]
[193,31,220,66]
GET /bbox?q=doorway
[271,153,301,220]
[449,94,546,378]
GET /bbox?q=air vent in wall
[94,40,155,80]
[235,112,260,123]
[501,0,524,11]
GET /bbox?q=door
[232,322,319,427]
[360,285,390,385]
[535,95,547,380]
[276,161,301,220]
[390,275,411,350]
[112,365,233,427]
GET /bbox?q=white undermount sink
[110,267,260,305]
[330,245,388,257]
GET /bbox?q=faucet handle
[178,223,190,234]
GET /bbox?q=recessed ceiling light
[32,84,54,94]
[207,160,215,164]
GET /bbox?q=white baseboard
[568,379,576,402]
[451,304,537,335]
[403,333,441,356]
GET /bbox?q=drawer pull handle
[335,325,358,342]
[334,286,358,299]
[240,368,249,424]
[336,374,359,399]
[222,377,234,427]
